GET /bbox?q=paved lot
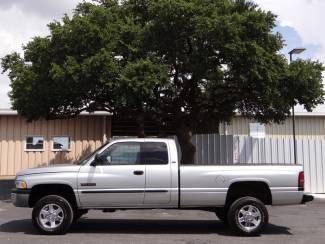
[0,199,325,244]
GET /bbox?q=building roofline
[0,109,111,116]
[1,109,325,117]
[0,109,17,115]
[293,112,325,116]
[234,112,325,117]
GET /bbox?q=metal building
[0,109,110,179]
[1,106,325,193]
[220,114,325,139]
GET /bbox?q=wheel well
[28,184,77,209]
[226,181,272,206]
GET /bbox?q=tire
[32,195,74,235]
[227,197,268,236]
[215,208,228,224]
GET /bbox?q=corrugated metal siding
[219,116,325,139]
[0,115,110,177]
[191,134,234,165]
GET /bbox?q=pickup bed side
[179,165,304,207]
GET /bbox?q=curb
[311,194,325,200]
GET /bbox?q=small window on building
[25,136,44,151]
[52,136,71,151]
[249,123,266,138]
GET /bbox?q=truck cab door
[77,141,145,208]
[142,141,172,205]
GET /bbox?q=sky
[0,0,81,108]
[0,0,325,110]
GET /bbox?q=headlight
[15,180,27,189]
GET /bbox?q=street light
[288,48,306,165]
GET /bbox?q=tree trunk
[176,126,196,165]
[136,114,146,138]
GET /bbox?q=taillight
[298,171,304,191]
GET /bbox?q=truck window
[141,142,168,165]
[101,142,141,165]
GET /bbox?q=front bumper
[301,194,314,204]
[11,188,31,207]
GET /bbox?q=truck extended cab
[12,138,313,236]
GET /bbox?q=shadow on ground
[0,218,292,236]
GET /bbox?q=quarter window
[52,136,71,151]
[25,136,44,151]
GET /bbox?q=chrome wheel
[39,204,64,230]
[237,204,262,232]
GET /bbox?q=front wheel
[227,197,268,236]
[32,195,74,235]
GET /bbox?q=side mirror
[90,159,97,167]
[90,153,101,166]
[91,153,109,166]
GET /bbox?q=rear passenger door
[142,141,172,205]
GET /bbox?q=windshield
[77,141,109,165]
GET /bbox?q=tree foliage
[2,0,324,164]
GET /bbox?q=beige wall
[219,116,325,139]
[0,115,111,178]
[2,113,325,177]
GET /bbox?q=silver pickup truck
[12,138,313,236]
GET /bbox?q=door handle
[133,170,144,175]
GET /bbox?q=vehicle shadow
[0,218,292,236]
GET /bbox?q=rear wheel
[227,197,268,236]
[32,195,74,235]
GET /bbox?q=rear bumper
[11,188,31,208]
[301,194,314,204]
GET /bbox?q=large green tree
[1,0,324,164]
